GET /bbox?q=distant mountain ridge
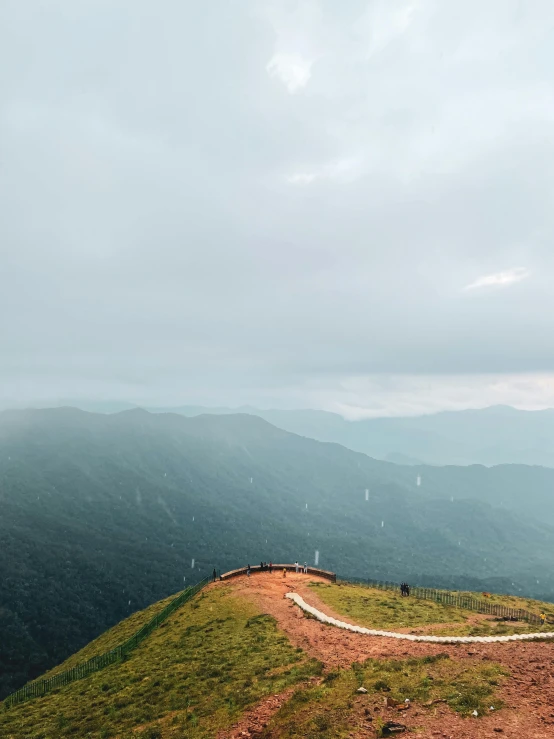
[11,401,554,466]
[146,403,554,468]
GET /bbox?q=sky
[2,0,554,418]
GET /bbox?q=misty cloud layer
[2,1,554,415]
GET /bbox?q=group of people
[282,562,309,577]
[400,582,411,597]
[244,561,309,576]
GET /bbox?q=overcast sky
[2,0,554,417]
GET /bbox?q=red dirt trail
[213,572,554,739]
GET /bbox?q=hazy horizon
[4,398,554,421]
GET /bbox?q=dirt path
[216,679,322,739]
[214,573,554,738]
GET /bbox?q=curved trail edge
[286,592,554,643]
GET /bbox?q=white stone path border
[286,592,554,644]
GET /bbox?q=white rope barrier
[286,592,554,644]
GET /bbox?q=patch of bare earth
[216,679,322,739]
[217,573,554,739]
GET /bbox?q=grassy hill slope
[1,579,523,739]
[3,407,554,700]
[0,583,322,739]
[40,592,178,680]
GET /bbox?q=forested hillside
[2,407,554,699]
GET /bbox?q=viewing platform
[220,564,336,582]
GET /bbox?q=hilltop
[2,571,554,738]
[2,407,554,700]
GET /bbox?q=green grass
[0,585,322,739]
[0,581,515,738]
[310,583,469,629]
[309,582,554,636]
[427,620,554,636]
[42,592,179,679]
[355,654,507,715]
[262,653,507,737]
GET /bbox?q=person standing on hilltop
[304,562,308,574]
[295,561,299,573]
[269,561,273,574]
[247,564,251,577]
[212,568,217,582]
[283,567,287,578]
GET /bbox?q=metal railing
[3,574,212,709]
[221,564,336,582]
[340,576,543,626]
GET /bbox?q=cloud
[1,0,554,415]
[464,267,531,291]
[330,373,554,419]
[286,157,363,185]
[266,53,313,93]
[287,172,318,185]
[360,0,420,58]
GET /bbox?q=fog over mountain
[157,403,554,468]
[33,401,554,468]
